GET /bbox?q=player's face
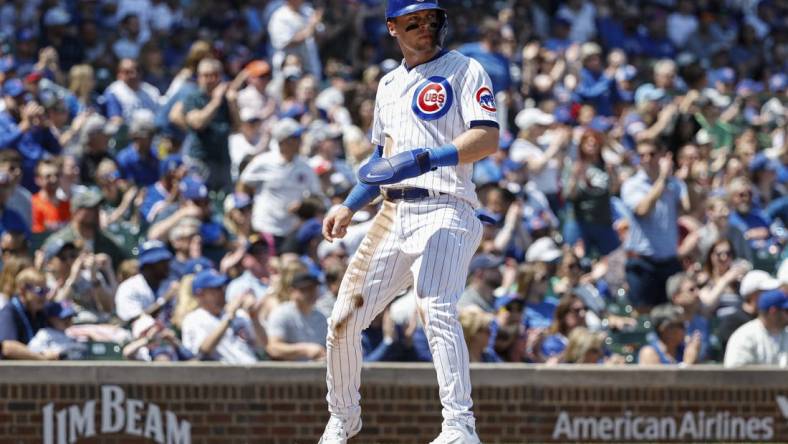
[388,10,440,52]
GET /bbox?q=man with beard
[42,188,127,270]
[727,177,778,254]
[115,240,174,323]
[458,254,504,313]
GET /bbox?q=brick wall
[0,363,786,443]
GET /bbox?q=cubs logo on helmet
[475,86,496,113]
[412,76,453,120]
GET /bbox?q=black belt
[383,187,446,201]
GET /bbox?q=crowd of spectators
[0,0,786,367]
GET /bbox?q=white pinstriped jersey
[371,50,499,207]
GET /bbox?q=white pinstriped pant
[326,195,483,429]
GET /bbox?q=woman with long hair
[563,129,620,258]
[698,238,750,313]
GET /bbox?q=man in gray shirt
[621,142,689,310]
[266,271,327,361]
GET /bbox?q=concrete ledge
[1,362,787,388]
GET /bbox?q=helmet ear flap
[435,10,448,46]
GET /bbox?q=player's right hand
[322,205,354,242]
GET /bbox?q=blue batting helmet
[386,0,448,45]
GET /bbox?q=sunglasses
[26,285,49,297]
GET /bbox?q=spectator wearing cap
[225,234,271,303]
[623,83,672,151]
[182,269,267,364]
[115,109,160,187]
[222,192,256,245]
[638,303,702,365]
[115,240,173,322]
[240,117,323,245]
[166,217,202,279]
[0,267,59,360]
[724,289,788,367]
[621,141,688,310]
[614,64,637,104]
[458,254,504,313]
[139,154,185,224]
[749,154,784,209]
[563,129,620,257]
[40,7,83,70]
[229,108,267,183]
[510,108,571,214]
[490,295,527,362]
[183,58,243,191]
[718,269,780,351]
[44,238,115,324]
[0,150,32,229]
[104,58,161,126]
[0,78,62,192]
[94,159,140,228]
[31,158,69,234]
[575,42,618,117]
[237,60,276,120]
[266,271,327,361]
[43,188,128,269]
[27,301,82,358]
[268,0,323,81]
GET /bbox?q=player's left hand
[358,148,434,185]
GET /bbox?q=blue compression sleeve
[343,146,383,211]
[428,143,459,167]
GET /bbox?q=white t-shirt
[240,151,323,236]
[229,132,264,182]
[115,274,156,322]
[372,50,498,207]
[509,138,561,195]
[724,318,788,367]
[105,80,161,123]
[267,3,321,79]
[181,308,258,364]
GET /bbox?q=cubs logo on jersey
[475,86,496,113]
[412,76,454,120]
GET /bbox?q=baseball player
[319,1,499,443]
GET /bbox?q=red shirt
[31,191,70,234]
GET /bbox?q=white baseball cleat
[318,414,362,444]
[428,424,482,444]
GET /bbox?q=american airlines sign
[42,385,191,444]
[551,395,788,442]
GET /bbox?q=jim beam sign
[42,385,191,444]
[552,395,788,442]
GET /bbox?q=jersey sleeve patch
[475,86,497,113]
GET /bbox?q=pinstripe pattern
[324,48,496,435]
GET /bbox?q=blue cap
[0,58,15,74]
[769,73,786,92]
[184,256,214,275]
[710,67,735,85]
[494,294,525,311]
[634,84,666,105]
[15,28,35,42]
[468,253,504,274]
[192,269,229,293]
[229,192,252,210]
[138,240,173,266]
[3,79,24,97]
[386,0,444,20]
[589,116,613,133]
[737,79,764,95]
[159,154,183,177]
[200,222,223,245]
[297,218,323,245]
[43,301,76,319]
[553,105,574,125]
[749,154,779,173]
[757,289,788,311]
[179,175,208,201]
[615,65,637,82]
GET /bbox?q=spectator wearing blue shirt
[574,42,617,117]
[637,14,676,59]
[0,79,62,192]
[139,155,185,225]
[727,177,778,253]
[621,142,689,309]
[0,267,57,360]
[116,109,160,187]
[0,171,29,237]
[665,272,710,361]
[539,294,587,363]
[457,18,511,95]
[544,17,573,53]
